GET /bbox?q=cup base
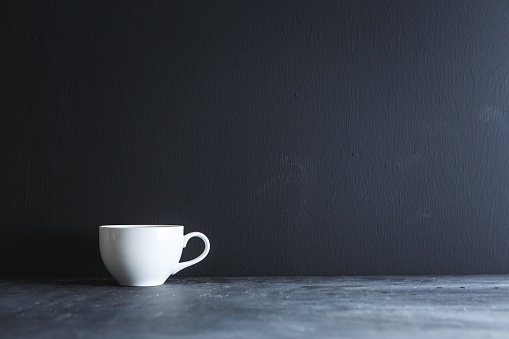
[116,280,166,287]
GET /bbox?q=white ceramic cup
[99,225,210,286]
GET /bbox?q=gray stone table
[1,276,509,338]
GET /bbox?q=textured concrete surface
[1,275,509,338]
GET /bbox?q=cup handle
[172,232,210,275]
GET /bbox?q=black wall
[2,0,509,277]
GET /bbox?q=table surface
[1,275,509,338]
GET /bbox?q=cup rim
[99,225,184,229]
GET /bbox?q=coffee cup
[99,225,210,286]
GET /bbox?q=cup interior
[100,225,183,229]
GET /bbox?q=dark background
[2,0,509,278]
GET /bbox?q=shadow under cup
[99,225,210,287]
